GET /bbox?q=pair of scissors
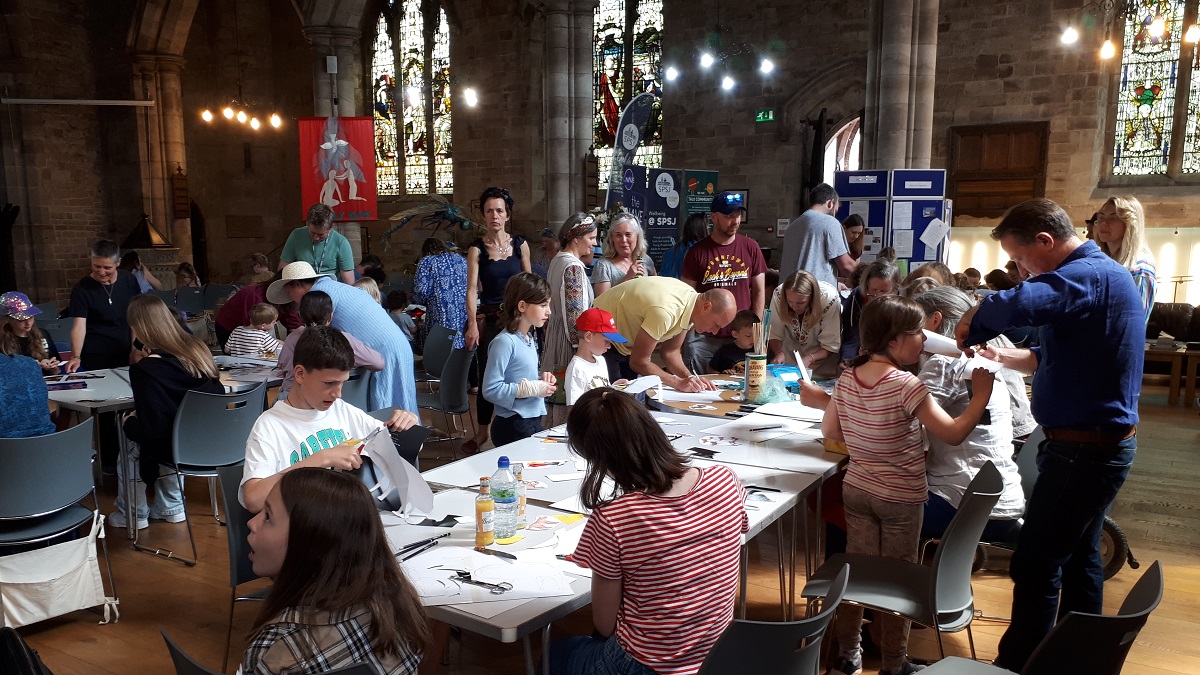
[449,570,513,595]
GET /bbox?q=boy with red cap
[564,308,629,406]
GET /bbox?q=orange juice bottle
[475,477,495,546]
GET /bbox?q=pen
[398,540,439,561]
[749,425,783,432]
[397,531,452,554]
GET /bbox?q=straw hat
[266,261,320,304]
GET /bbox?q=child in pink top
[550,388,747,675]
[822,295,994,675]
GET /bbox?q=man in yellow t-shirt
[593,277,736,393]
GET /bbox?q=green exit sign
[755,108,775,123]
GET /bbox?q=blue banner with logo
[644,167,683,265]
[605,92,658,210]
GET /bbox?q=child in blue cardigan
[482,273,558,447]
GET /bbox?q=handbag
[0,510,119,628]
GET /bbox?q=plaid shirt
[241,605,420,675]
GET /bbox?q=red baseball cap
[576,307,627,343]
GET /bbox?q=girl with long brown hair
[111,294,224,530]
[481,272,557,446]
[1,291,61,373]
[549,388,747,675]
[243,468,430,674]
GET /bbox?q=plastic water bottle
[491,456,518,539]
[475,477,495,547]
[513,462,528,529]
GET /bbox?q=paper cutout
[360,430,435,513]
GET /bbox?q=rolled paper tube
[922,329,962,358]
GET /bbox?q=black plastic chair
[921,560,1164,674]
[367,407,433,471]
[163,629,383,675]
[203,284,237,311]
[216,464,270,672]
[134,383,267,566]
[176,286,204,315]
[0,419,118,622]
[342,367,374,412]
[416,345,476,447]
[417,324,457,391]
[699,563,849,675]
[802,462,1004,660]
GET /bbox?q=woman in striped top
[549,388,747,675]
[822,295,995,675]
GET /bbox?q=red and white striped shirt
[832,367,931,504]
[573,465,748,675]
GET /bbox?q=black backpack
[0,627,54,675]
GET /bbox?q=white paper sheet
[892,229,914,257]
[956,353,1005,379]
[919,217,950,250]
[361,432,435,513]
[658,388,726,403]
[792,351,813,384]
[700,413,817,443]
[545,471,586,482]
[922,330,962,358]
[892,201,913,230]
[401,547,573,609]
[848,200,870,225]
[549,494,590,514]
[618,375,662,395]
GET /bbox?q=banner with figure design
[299,117,377,222]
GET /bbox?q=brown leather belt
[1042,426,1136,444]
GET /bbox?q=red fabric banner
[298,116,378,222]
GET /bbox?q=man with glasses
[780,183,857,287]
[279,204,355,283]
[680,191,766,374]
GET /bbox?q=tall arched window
[594,0,664,191]
[1112,0,1187,175]
[372,0,453,196]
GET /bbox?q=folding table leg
[739,544,749,619]
[776,518,787,620]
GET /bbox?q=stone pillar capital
[132,52,187,74]
[304,25,362,48]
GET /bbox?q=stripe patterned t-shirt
[833,367,931,504]
[572,465,748,675]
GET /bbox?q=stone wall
[180,0,313,284]
[0,0,138,307]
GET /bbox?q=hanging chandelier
[1060,0,1200,59]
[197,2,283,130]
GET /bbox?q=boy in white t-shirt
[239,325,419,512]
[564,307,629,406]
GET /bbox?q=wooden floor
[16,384,1200,675]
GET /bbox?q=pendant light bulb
[269,113,282,128]
[1186,24,1200,43]
[1100,39,1116,59]
[201,110,214,122]
[700,52,715,68]
[665,66,679,81]
[236,110,247,123]
[222,107,235,119]
[250,117,261,130]
[1061,26,1079,44]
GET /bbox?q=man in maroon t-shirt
[680,191,767,374]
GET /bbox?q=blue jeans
[547,634,659,675]
[921,492,1021,545]
[995,435,1135,671]
[490,414,542,448]
[115,439,185,520]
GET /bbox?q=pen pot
[744,353,768,401]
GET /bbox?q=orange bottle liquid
[475,477,495,546]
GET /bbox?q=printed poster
[299,116,378,222]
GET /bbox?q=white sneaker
[108,510,149,530]
[149,509,187,524]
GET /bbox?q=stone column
[544,0,572,229]
[132,53,192,260]
[304,25,363,264]
[862,0,937,170]
[909,0,939,169]
[875,0,914,169]
[570,0,596,214]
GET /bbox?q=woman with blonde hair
[591,213,656,296]
[111,294,224,530]
[767,270,842,376]
[1095,195,1157,323]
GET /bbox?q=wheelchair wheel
[1100,516,1129,580]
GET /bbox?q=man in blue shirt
[955,198,1143,671]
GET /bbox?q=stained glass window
[371,1,453,196]
[399,0,429,194]
[594,0,664,191]
[1113,0,1184,175]
[372,14,400,195]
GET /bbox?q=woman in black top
[66,239,142,373]
[111,294,224,530]
[462,187,531,454]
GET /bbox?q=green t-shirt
[280,227,354,279]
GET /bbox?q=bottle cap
[480,476,490,483]
[497,456,510,468]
